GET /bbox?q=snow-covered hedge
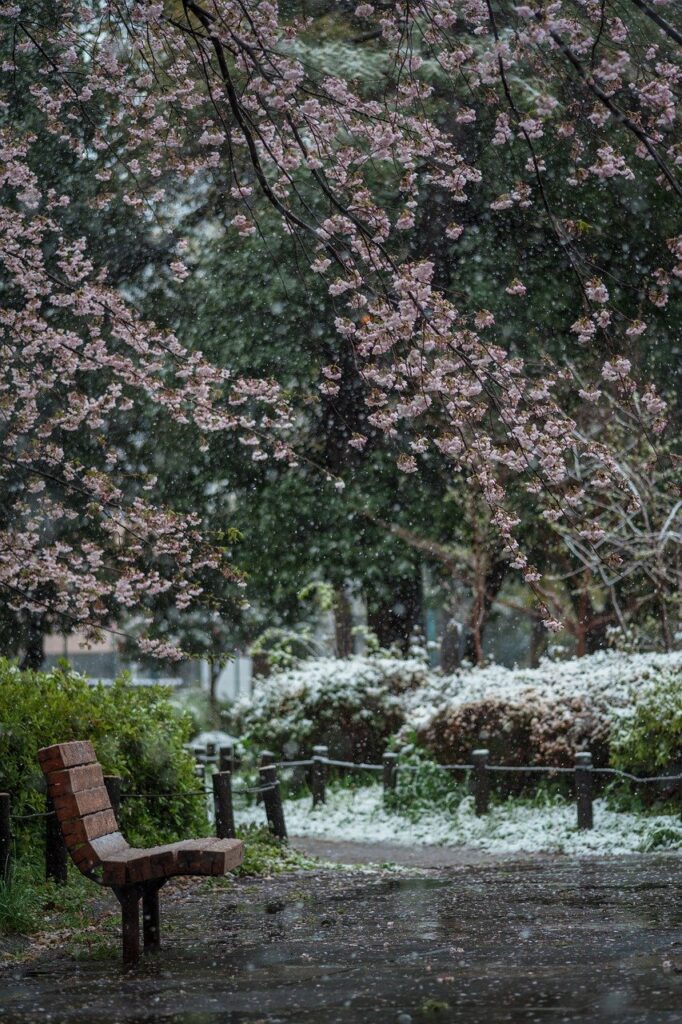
[407,650,682,769]
[233,650,682,770]
[232,653,430,761]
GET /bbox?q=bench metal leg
[142,882,162,950]
[114,886,141,965]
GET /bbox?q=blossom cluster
[1,0,679,643]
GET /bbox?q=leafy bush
[231,653,430,761]
[419,694,610,770]
[404,650,681,772]
[0,660,206,848]
[232,649,681,775]
[610,671,682,775]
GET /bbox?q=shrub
[231,653,430,761]
[419,693,610,769]
[0,660,206,849]
[610,670,682,775]
[405,650,681,772]
[231,649,681,776]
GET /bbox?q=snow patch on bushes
[404,649,682,733]
[407,650,682,767]
[233,653,430,760]
[234,649,682,769]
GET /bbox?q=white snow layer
[402,648,682,732]
[235,648,682,739]
[235,785,682,857]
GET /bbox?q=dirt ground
[1,850,681,1024]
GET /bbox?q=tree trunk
[366,570,422,653]
[462,558,509,664]
[334,587,354,658]
[440,617,463,673]
[208,660,221,722]
[529,616,546,669]
[567,574,611,655]
[19,615,45,671]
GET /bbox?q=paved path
[1,856,681,1023]
[290,836,552,867]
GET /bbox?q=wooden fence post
[383,752,399,798]
[259,752,287,841]
[575,752,594,830]
[0,793,10,882]
[472,749,490,816]
[104,775,122,819]
[312,745,328,807]
[212,771,236,839]
[219,744,234,773]
[45,795,68,885]
[257,750,274,805]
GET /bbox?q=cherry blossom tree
[1,0,679,653]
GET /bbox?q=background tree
[1,0,679,665]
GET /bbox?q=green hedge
[0,660,206,848]
[610,673,682,776]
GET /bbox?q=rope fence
[2,743,680,888]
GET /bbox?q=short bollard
[383,752,399,798]
[104,775,122,819]
[312,745,328,807]
[259,752,287,841]
[257,750,274,805]
[45,795,68,885]
[0,793,10,881]
[575,752,594,830]
[212,771,236,839]
[219,744,234,773]
[472,749,490,816]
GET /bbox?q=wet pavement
[290,836,551,867]
[1,856,681,1024]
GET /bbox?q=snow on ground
[235,784,682,857]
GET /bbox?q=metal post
[0,793,11,881]
[472,749,490,816]
[575,752,594,830]
[259,752,287,841]
[104,775,122,820]
[312,745,328,807]
[45,795,68,885]
[383,752,399,798]
[212,771,236,839]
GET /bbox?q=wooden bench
[38,740,243,964]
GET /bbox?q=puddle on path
[1,857,681,1023]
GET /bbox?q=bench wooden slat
[90,831,129,857]
[73,831,130,873]
[53,786,112,821]
[99,838,243,885]
[46,763,105,797]
[61,808,118,847]
[38,741,97,773]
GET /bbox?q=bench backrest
[38,741,128,875]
